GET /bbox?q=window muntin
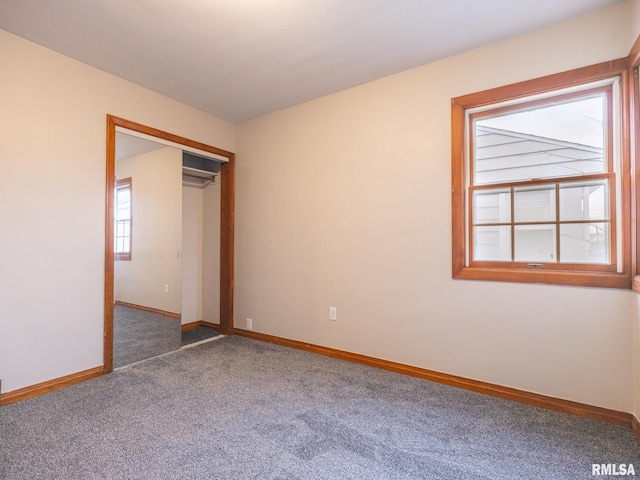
[466,83,616,271]
[115,177,132,261]
[470,177,612,266]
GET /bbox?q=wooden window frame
[114,177,132,261]
[629,36,640,291]
[469,85,615,271]
[452,58,632,289]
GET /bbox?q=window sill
[454,266,631,289]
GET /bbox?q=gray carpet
[113,305,181,368]
[1,336,639,479]
[181,327,221,347]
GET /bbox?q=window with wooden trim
[451,60,631,288]
[115,177,132,261]
[630,38,640,290]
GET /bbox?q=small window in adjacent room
[115,177,132,261]
[451,60,631,288]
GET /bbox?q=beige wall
[181,180,221,325]
[115,147,183,314]
[632,0,640,46]
[182,185,204,325]
[3,0,640,416]
[236,1,636,412]
[634,295,640,419]
[202,182,221,324]
[0,29,234,393]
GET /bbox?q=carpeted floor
[1,336,638,479]
[113,305,181,368]
[181,327,221,347]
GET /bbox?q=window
[451,59,631,288]
[115,177,132,261]
[630,37,640,291]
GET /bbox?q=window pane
[514,225,556,262]
[560,223,608,263]
[116,207,130,221]
[115,180,132,258]
[559,180,608,221]
[514,186,555,223]
[473,225,511,261]
[473,188,510,224]
[474,94,605,185]
[116,190,131,220]
[116,196,131,220]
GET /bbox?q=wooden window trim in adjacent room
[451,58,632,289]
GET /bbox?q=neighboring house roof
[474,125,604,185]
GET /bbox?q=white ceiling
[0,0,623,123]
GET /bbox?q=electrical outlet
[164,284,169,293]
[246,318,253,330]
[329,307,337,321]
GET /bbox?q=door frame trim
[104,115,235,373]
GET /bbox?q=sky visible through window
[477,95,604,149]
